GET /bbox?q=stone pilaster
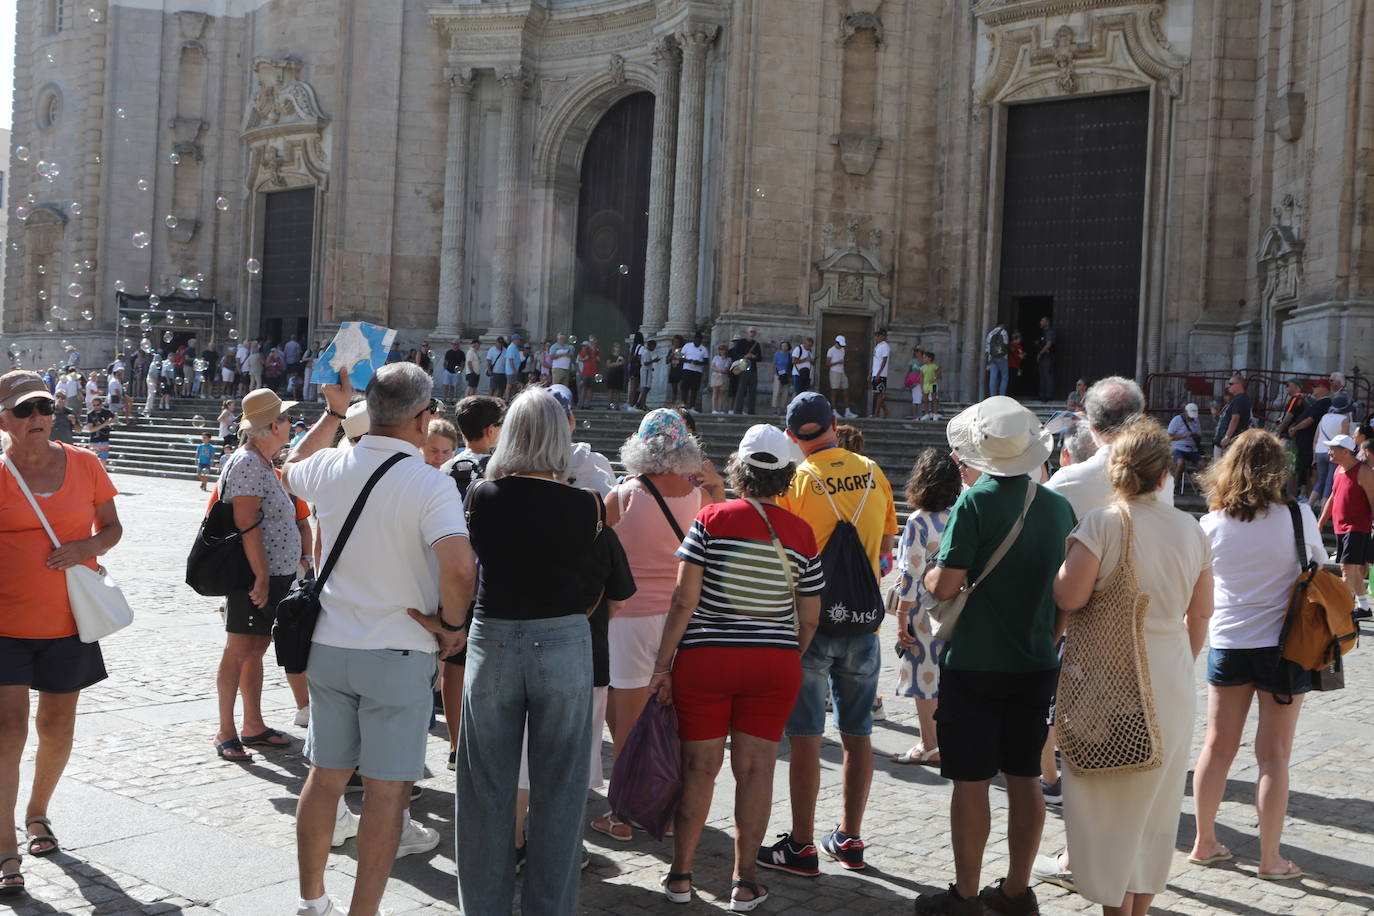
[663,25,718,337]
[641,36,680,337]
[491,65,532,337]
[436,66,476,338]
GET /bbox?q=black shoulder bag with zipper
[273,452,407,674]
[186,498,263,597]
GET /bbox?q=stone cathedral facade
[4,0,1373,401]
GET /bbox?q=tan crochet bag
[1056,508,1163,777]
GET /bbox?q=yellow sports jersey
[779,446,899,577]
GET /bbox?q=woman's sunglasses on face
[9,400,55,419]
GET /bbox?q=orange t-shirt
[0,443,119,638]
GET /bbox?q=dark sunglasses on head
[9,400,56,418]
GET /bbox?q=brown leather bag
[1279,504,1358,673]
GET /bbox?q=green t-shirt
[936,474,1076,672]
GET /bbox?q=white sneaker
[395,819,440,858]
[294,705,310,728]
[331,810,360,847]
[296,895,345,916]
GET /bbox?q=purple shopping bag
[608,700,682,841]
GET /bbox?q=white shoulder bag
[1,454,133,642]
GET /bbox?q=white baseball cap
[735,424,803,470]
[1184,403,1199,418]
[835,335,847,347]
[1323,434,1357,452]
[341,399,370,440]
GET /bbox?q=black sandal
[25,817,59,857]
[660,871,693,904]
[0,854,23,896]
[730,878,769,912]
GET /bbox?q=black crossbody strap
[316,452,407,591]
[634,475,686,542]
[1286,502,1313,573]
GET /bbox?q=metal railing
[1143,368,1370,428]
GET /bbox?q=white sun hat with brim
[341,399,370,441]
[946,395,1054,478]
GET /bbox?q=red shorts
[672,647,802,742]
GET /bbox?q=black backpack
[448,453,491,497]
[988,329,1008,360]
[802,468,885,635]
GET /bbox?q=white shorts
[911,385,924,404]
[221,368,235,383]
[518,685,608,790]
[829,370,848,390]
[608,614,669,689]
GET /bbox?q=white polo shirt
[285,435,468,653]
[1045,442,1174,519]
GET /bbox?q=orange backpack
[1279,504,1358,673]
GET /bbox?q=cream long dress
[1062,497,1211,907]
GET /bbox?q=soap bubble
[215,196,230,211]
[617,264,629,276]
[113,279,126,292]
[88,8,103,23]
[52,306,70,320]
[168,152,181,166]
[60,339,69,348]
[66,282,83,298]
[116,107,126,119]
[119,316,130,327]
[139,338,152,353]
[69,200,82,215]
[122,338,132,350]
[163,331,173,343]
[37,289,49,301]
[14,146,29,161]
[80,309,94,320]
[135,178,149,191]
[36,263,46,275]
[245,258,262,275]
[14,204,29,219]
[581,419,592,429]
[163,214,177,229]
[195,272,206,283]
[71,260,85,274]
[84,260,95,271]
[193,359,208,372]
[148,294,160,307]
[191,415,205,425]
[131,231,150,249]
[164,310,174,322]
[227,328,239,340]
[43,321,55,332]
[139,320,151,332]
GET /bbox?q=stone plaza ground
[5,472,1374,915]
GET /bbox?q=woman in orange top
[0,370,123,895]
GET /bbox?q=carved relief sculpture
[242,57,331,192]
[810,219,892,317]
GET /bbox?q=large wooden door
[998,92,1149,392]
[572,93,654,348]
[819,313,872,414]
[259,187,315,346]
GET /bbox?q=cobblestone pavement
[5,473,1373,915]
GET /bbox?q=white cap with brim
[341,400,370,440]
[1185,403,1199,418]
[735,424,804,470]
[946,395,1054,478]
[1322,434,1357,452]
[835,335,847,347]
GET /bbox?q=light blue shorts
[785,630,881,738]
[304,643,438,781]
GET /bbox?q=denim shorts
[785,630,881,738]
[1207,646,1312,695]
[305,643,439,781]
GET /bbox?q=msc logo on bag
[827,600,879,628]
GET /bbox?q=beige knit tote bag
[1056,507,1163,777]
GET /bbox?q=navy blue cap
[786,391,834,441]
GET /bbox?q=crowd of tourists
[0,356,1366,915]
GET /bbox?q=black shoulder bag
[186,498,263,597]
[273,452,407,674]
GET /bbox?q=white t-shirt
[85,378,100,399]
[550,343,574,371]
[107,377,124,403]
[680,342,709,373]
[1315,412,1350,455]
[871,341,891,378]
[464,348,482,374]
[486,345,504,370]
[1045,443,1173,520]
[1200,503,1326,649]
[791,345,813,375]
[285,435,469,653]
[826,346,846,373]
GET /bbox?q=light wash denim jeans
[455,614,592,916]
[988,358,1009,397]
[1310,452,1336,506]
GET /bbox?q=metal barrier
[1143,368,1370,428]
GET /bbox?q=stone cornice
[973,0,1146,26]
[430,0,658,43]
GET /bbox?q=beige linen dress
[1062,497,1211,906]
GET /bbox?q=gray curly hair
[619,431,705,477]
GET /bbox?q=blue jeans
[1310,453,1336,505]
[988,358,1008,397]
[455,615,593,916]
[785,630,881,737]
[733,368,759,414]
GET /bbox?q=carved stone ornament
[810,219,891,316]
[1257,196,1305,306]
[169,116,206,160]
[831,132,884,176]
[608,54,626,86]
[242,57,331,192]
[1043,25,1084,93]
[840,1,884,45]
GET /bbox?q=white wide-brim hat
[946,396,1054,478]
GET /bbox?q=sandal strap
[0,854,20,868]
[732,879,761,894]
[666,872,693,882]
[25,816,51,829]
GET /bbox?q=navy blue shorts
[0,635,108,693]
[1207,646,1312,695]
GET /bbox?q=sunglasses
[9,400,55,418]
[414,398,442,419]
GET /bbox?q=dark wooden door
[573,92,654,348]
[998,92,1149,393]
[819,313,871,414]
[259,187,315,346]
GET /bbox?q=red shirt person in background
[1316,434,1374,619]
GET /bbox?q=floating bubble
[114,279,126,292]
[139,321,151,332]
[594,374,604,384]
[84,260,95,271]
[119,316,130,327]
[80,309,93,321]
[163,214,177,229]
[139,338,152,353]
[69,200,82,215]
[71,260,85,275]
[168,152,181,166]
[88,7,103,23]
[43,320,55,332]
[227,328,239,341]
[9,241,19,252]
[131,231,150,249]
[581,419,592,429]
[245,258,262,275]
[192,415,205,425]
[163,331,173,343]
[617,264,629,276]
[222,310,233,321]
[45,52,55,65]
[116,107,126,119]
[66,282,83,298]
[194,272,206,283]
[148,294,160,307]
[215,196,230,212]
[14,204,29,219]
[37,289,48,301]
[177,276,194,291]
[135,178,149,191]
[14,145,29,161]
[35,263,46,275]
[60,339,69,348]
[51,306,70,320]
[122,338,133,350]
[164,310,174,322]
[193,359,208,372]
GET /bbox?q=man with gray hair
[282,362,476,916]
[1043,375,1173,519]
[1059,422,1098,468]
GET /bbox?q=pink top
[611,478,704,618]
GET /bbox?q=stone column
[435,66,475,338]
[641,36,681,337]
[663,25,718,337]
[490,65,531,337]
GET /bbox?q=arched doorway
[571,92,654,348]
